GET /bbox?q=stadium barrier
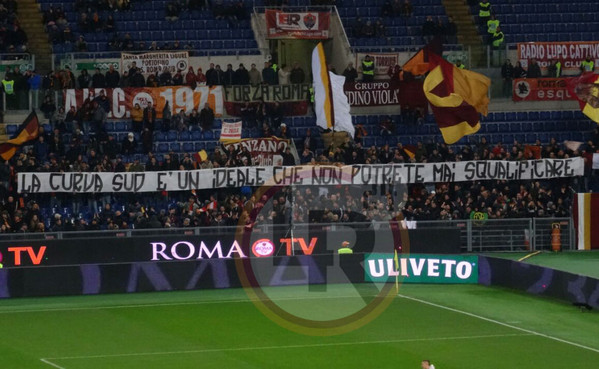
[479,256,599,309]
[0,226,460,268]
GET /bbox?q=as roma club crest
[303,13,316,29]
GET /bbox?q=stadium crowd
[0,0,28,53]
[0,123,596,233]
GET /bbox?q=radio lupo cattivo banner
[121,51,189,77]
[64,86,224,119]
[517,42,599,72]
[18,158,583,194]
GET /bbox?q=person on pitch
[421,359,436,369]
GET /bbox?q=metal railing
[0,218,575,252]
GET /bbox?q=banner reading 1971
[19,158,583,194]
[64,86,224,119]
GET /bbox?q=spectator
[165,2,180,22]
[362,20,375,37]
[162,101,172,132]
[527,59,542,78]
[143,103,157,131]
[223,64,235,86]
[343,62,358,83]
[131,103,143,132]
[513,61,526,78]
[105,64,120,88]
[205,63,216,86]
[199,103,214,131]
[289,63,305,84]
[121,132,137,155]
[548,60,562,78]
[91,68,106,88]
[361,55,375,82]
[248,63,262,86]
[352,17,364,37]
[233,64,250,85]
[262,62,277,85]
[402,0,413,17]
[422,16,437,43]
[172,70,183,85]
[196,68,207,85]
[185,66,198,88]
[278,64,290,85]
[445,16,458,44]
[501,59,513,98]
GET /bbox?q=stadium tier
[470,0,599,43]
[39,0,259,54]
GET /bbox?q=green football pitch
[1,283,598,369]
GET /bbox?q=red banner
[64,86,224,119]
[265,9,330,39]
[512,78,575,101]
[343,80,427,108]
[517,42,599,73]
[222,137,292,166]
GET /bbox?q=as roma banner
[222,137,291,166]
[18,158,583,193]
[121,51,189,77]
[265,9,330,39]
[355,52,399,78]
[64,86,224,119]
[223,84,310,117]
[517,42,599,73]
[512,78,575,101]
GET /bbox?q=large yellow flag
[423,53,490,144]
[567,72,599,123]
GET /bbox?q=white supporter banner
[18,158,584,194]
[220,121,242,141]
[121,51,189,77]
[593,153,599,170]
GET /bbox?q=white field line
[398,294,599,354]
[40,333,531,364]
[40,358,66,369]
[0,294,380,314]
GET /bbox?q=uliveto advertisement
[365,253,479,283]
[512,78,575,101]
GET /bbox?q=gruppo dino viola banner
[343,81,427,108]
[63,86,224,119]
[517,42,599,72]
[512,78,575,101]
[18,158,583,193]
[265,9,330,39]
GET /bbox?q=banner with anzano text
[64,86,224,119]
[18,158,583,194]
[517,42,599,73]
[365,253,479,283]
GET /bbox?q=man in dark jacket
[91,68,106,88]
[233,63,250,85]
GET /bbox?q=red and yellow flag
[567,72,599,123]
[0,111,40,161]
[423,53,490,144]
